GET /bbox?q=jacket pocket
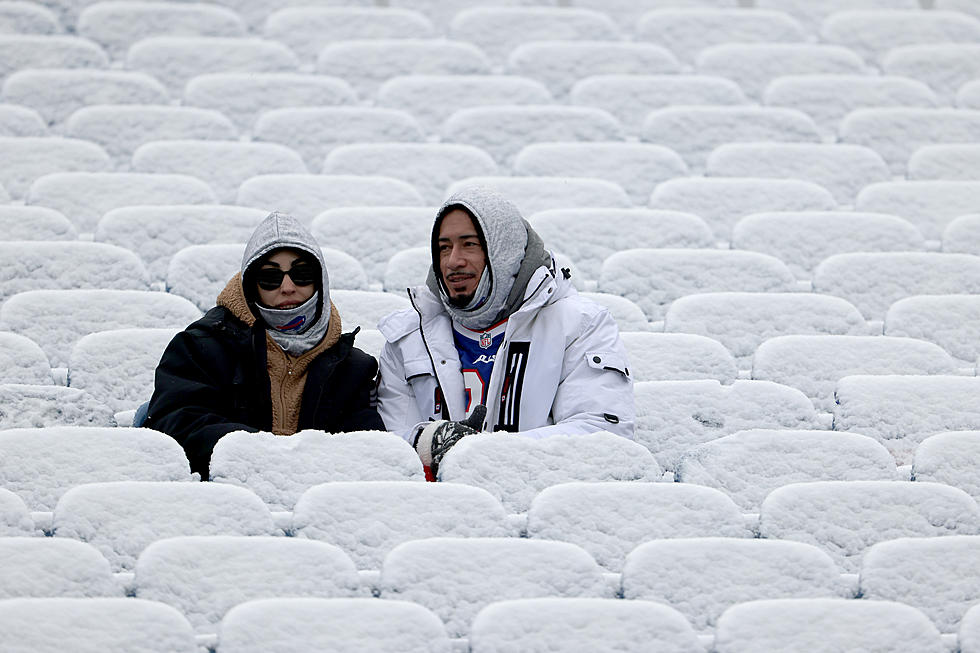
[585,351,630,379]
[403,358,436,382]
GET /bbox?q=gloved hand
[413,405,487,478]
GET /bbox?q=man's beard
[448,292,475,308]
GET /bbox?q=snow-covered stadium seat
[389,0,559,29]
[0,35,107,82]
[293,481,511,568]
[856,180,980,242]
[53,481,276,571]
[514,143,687,206]
[938,0,980,19]
[945,214,980,255]
[183,72,356,133]
[0,332,52,385]
[886,295,980,363]
[382,247,428,293]
[442,105,624,166]
[622,538,844,633]
[961,79,980,108]
[835,375,980,464]
[840,108,980,175]
[0,2,59,33]
[507,41,679,100]
[634,379,821,471]
[713,598,946,653]
[0,241,148,303]
[755,0,920,30]
[126,37,299,93]
[209,430,423,511]
[439,431,662,514]
[378,537,608,638]
[0,103,46,137]
[706,143,888,206]
[0,137,109,198]
[218,597,451,653]
[643,107,822,172]
[599,249,797,321]
[324,143,497,206]
[469,597,701,653]
[446,176,631,216]
[132,140,306,203]
[0,384,114,429]
[621,332,737,383]
[813,252,980,320]
[914,432,980,501]
[676,429,897,511]
[822,10,980,66]
[0,489,33,536]
[0,426,192,511]
[909,144,980,180]
[571,74,747,136]
[0,538,118,597]
[134,536,361,634]
[0,206,75,241]
[1,69,168,125]
[527,482,751,572]
[883,44,980,105]
[964,605,980,653]
[0,181,8,201]
[732,211,925,279]
[26,171,218,234]
[330,290,411,332]
[665,293,869,361]
[572,0,741,26]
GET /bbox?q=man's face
[255,248,316,308]
[438,209,486,307]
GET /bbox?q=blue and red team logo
[479,331,492,349]
[276,316,306,332]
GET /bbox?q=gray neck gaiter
[255,291,329,356]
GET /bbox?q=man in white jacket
[377,186,634,479]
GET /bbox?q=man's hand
[413,405,487,476]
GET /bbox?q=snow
[209,430,424,512]
[0,383,114,429]
[526,482,751,572]
[945,214,980,254]
[857,180,980,242]
[0,487,33,535]
[579,293,652,331]
[913,431,980,501]
[823,10,980,65]
[330,290,411,332]
[910,144,980,180]
[575,0,740,27]
[383,247,428,293]
[884,44,980,104]
[0,331,52,384]
[391,0,559,29]
[939,0,980,19]
[963,603,980,652]
[0,2,59,34]
[0,137,109,198]
[445,176,631,216]
[885,295,980,363]
[961,79,980,108]
[621,332,737,383]
[755,0,919,30]
[352,327,385,360]
[438,431,662,514]
[0,103,46,136]
[0,35,107,82]
[0,538,118,597]
[0,206,75,241]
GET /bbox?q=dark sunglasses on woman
[255,263,317,290]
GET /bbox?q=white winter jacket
[377,262,635,442]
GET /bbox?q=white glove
[413,405,487,474]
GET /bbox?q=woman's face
[255,249,316,308]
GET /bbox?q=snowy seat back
[514,143,687,206]
[0,206,76,241]
[0,538,117,598]
[0,384,114,430]
[209,430,423,512]
[132,140,306,204]
[446,176,631,216]
[526,481,751,572]
[622,538,843,632]
[910,144,980,181]
[827,9,980,62]
[134,536,361,634]
[755,0,920,30]
[649,178,834,242]
[634,379,820,471]
[0,35,107,82]
[379,537,608,638]
[442,105,624,167]
[67,328,180,412]
[0,332,52,385]
[0,2,59,33]
[962,603,980,653]
[752,335,959,413]
[758,480,980,572]
[470,597,701,653]
[0,137,109,198]
[218,597,451,653]
[390,0,559,29]
[577,293,651,331]
[938,0,980,18]
[293,481,512,569]
[0,103,46,137]
[0,488,33,536]
[0,289,201,367]
[599,248,797,321]
[885,295,980,363]
[813,252,980,320]
[665,293,869,361]
[383,247,429,293]
[713,598,946,653]
[438,431,662,514]
[962,79,980,107]
[0,598,198,653]
[861,535,980,634]
[945,214,980,255]
[621,332,737,383]
[330,290,411,332]
[914,431,980,502]
[675,429,897,512]
[883,44,980,105]
[236,174,424,223]
[857,180,980,243]
[324,143,497,206]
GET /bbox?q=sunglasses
[255,264,317,290]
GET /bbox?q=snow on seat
[676,429,897,512]
[330,290,411,333]
[938,0,980,18]
[324,143,497,206]
[0,539,117,597]
[642,107,821,173]
[914,432,980,502]
[965,605,980,653]
[0,489,33,536]
[961,79,980,108]
[731,211,925,280]
[857,180,980,242]
[755,0,921,31]
[0,206,76,241]
[909,144,980,181]
[445,176,631,217]
[209,430,423,512]
[622,538,844,633]
[0,2,59,33]
[813,252,980,320]
[665,293,869,362]
[705,143,888,207]
[389,0,558,29]
[378,537,608,638]
[0,103,46,137]
[442,105,624,166]
[438,431,662,514]
[132,140,306,203]
[0,384,114,429]
[579,293,652,331]
[253,107,423,169]
[621,332,736,383]
[527,482,751,572]
[1,69,168,126]
[886,295,980,363]
[712,598,946,653]
[469,598,701,653]
[599,249,797,321]
[884,44,980,105]
[126,36,299,93]
[515,143,687,206]
[383,247,428,294]
[0,289,201,368]
[945,214,980,255]
[0,35,107,82]
[840,108,980,175]
[507,41,679,100]
[293,481,511,568]
[134,536,361,634]
[218,597,450,653]
[0,332,52,385]
[0,137,109,199]
[0,426,192,511]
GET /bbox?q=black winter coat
[146,306,385,479]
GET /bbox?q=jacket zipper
[408,288,452,421]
